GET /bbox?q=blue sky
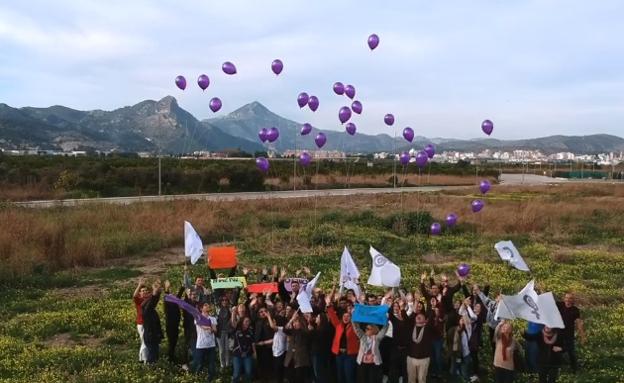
[0,0,622,139]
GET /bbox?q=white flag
[495,240,530,272]
[184,221,204,265]
[367,246,401,287]
[297,272,321,313]
[495,280,564,328]
[340,247,360,292]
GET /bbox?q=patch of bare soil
[43,333,104,348]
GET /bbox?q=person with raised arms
[132,277,149,363]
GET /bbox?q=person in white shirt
[192,303,218,382]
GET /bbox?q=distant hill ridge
[1,97,622,154]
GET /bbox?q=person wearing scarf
[452,300,477,382]
[493,320,518,383]
[406,311,434,383]
[524,326,565,383]
[351,317,389,383]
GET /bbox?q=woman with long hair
[232,317,256,383]
[493,320,518,383]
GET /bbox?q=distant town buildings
[420,149,623,166]
[1,146,622,166]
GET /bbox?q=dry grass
[1,183,623,281]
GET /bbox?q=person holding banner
[192,303,218,381]
[327,305,359,383]
[351,315,389,383]
[215,295,234,370]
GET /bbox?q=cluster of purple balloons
[430,212,458,236]
[175,75,222,113]
[470,180,491,213]
[297,92,319,112]
[334,82,361,132]
[258,127,280,144]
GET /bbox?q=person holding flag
[351,314,389,383]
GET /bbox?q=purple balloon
[368,34,380,50]
[344,85,356,99]
[402,127,414,143]
[271,59,283,75]
[345,122,357,136]
[258,128,268,143]
[308,96,319,112]
[415,151,428,169]
[299,152,312,167]
[175,75,186,91]
[314,132,327,148]
[222,61,237,75]
[351,100,363,114]
[430,222,442,236]
[256,157,269,173]
[457,263,471,277]
[384,114,394,126]
[399,151,410,166]
[300,123,312,136]
[266,127,279,143]
[482,119,494,136]
[339,106,352,124]
[479,180,491,194]
[424,144,436,159]
[301,123,313,136]
[471,199,484,213]
[333,82,345,95]
[297,92,309,108]
[209,97,222,113]
[445,213,458,227]
[197,74,210,91]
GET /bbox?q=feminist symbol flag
[367,246,401,287]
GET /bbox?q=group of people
[132,265,586,383]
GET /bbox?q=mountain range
[1,96,623,155]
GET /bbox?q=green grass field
[1,184,623,382]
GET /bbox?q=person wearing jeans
[193,304,218,381]
[132,279,149,363]
[232,317,255,383]
[327,306,359,383]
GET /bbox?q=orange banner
[208,246,237,269]
[247,282,279,294]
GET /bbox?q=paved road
[15,173,619,208]
[14,185,467,208]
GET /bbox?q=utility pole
[158,156,162,196]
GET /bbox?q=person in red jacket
[132,278,149,363]
[328,305,359,383]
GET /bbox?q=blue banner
[352,304,389,326]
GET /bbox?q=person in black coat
[524,326,565,383]
[163,280,184,363]
[142,281,164,364]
